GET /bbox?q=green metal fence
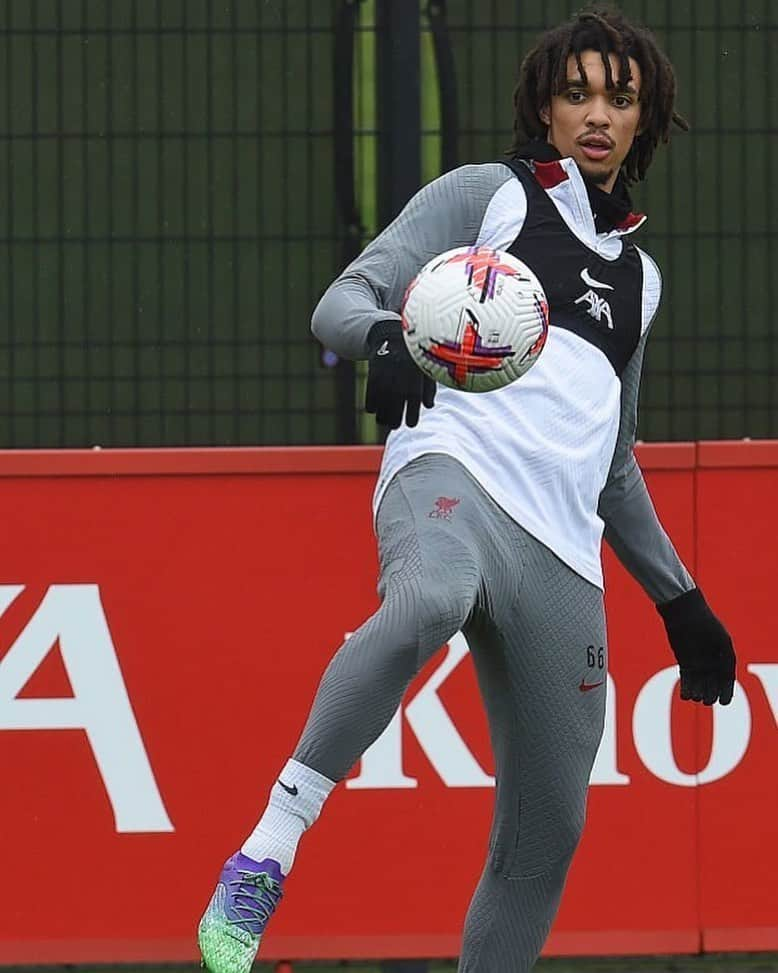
[1,0,343,447]
[0,0,775,447]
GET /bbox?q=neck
[510,139,637,233]
[587,174,617,194]
[581,172,634,233]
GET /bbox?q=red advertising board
[694,443,778,952]
[0,443,776,963]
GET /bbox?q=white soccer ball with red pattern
[400,246,549,393]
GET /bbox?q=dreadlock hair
[509,5,689,184]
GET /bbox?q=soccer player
[198,8,736,972]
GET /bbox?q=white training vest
[373,157,658,590]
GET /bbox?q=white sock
[241,758,336,875]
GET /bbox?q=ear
[539,104,551,126]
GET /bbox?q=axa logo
[0,584,173,833]
[344,631,778,791]
[575,267,614,329]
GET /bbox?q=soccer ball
[401,246,549,393]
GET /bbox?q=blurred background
[0,0,775,450]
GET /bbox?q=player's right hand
[365,320,436,429]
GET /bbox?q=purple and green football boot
[198,852,285,973]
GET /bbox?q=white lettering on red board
[3,599,777,824]
[0,584,173,833]
[348,631,778,791]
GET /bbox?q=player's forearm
[311,163,516,362]
[599,453,694,603]
[311,274,398,361]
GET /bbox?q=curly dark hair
[509,5,689,184]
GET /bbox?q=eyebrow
[565,78,639,94]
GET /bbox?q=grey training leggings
[294,454,607,972]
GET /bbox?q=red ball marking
[428,322,507,386]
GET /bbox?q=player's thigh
[375,455,487,644]
[474,536,607,879]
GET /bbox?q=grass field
[252,958,778,973]
[7,957,778,973]
[12,957,778,973]
[10,958,778,971]
[250,958,778,973]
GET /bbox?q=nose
[584,95,611,129]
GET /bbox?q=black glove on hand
[365,320,436,429]
[657,587,736,706]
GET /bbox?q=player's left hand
[656,587,736,706]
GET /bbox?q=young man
[199,9,736,972]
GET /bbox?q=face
[540,50,642,192]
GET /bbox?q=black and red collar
[509,139,645,235]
